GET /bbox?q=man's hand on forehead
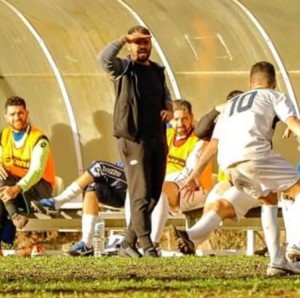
[125,32,151,43]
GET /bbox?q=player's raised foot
[266,262,296,277]
[286,245,300,262]
[119,243,142,258]
[12,214,29,229]
[171,225,195,255]
[65,241,94,257]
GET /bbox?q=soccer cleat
[266,262,296,277]
[40,198,56,208]
[119,244,142,258]
[12,214,28,229]
[104,234,125,256]
[65,241,94,257]
[171,225,196,255]
[286,245,300,262]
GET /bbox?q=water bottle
[93,219,105,257]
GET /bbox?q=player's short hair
[226,90,243,101]
[172,99,193,114]
[250,61,276,86]
[128,25,151,36]
[5,96,26,111]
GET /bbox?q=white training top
[213,88,297,170]
[164,140,205,182]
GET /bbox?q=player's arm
[194,108,219,140]
[17,138,50,192]
[285,116,300,137]
[180,138,218,200]
[188,139,218,183]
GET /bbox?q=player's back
[215,88,295,169]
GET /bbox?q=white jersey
[213,88,297,170]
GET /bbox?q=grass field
[1,255,300,297]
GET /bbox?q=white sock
[261,205,284,266]
[151,193,170,244]
[286,194,300,249]
[54,182,82,208]
[81,214,97,248]
[281,199,294,245]
[124,191,131,226]
[187,211,222,245]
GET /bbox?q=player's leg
[260,194,295,276]
[172,185,258,254]
[237,157,299,276]
[163,181,180,213]
[35,160,125,211]
[260,199,286,271]
[281,198,294,247]
[66,189,98,257]
[150,192,169,247]
[34,171,89,211]
[282,180,300,262]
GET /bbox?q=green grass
[1,256,300,297]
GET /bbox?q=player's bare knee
[210,199,235,220]
[259,192,278,205]
[283,180,300,198]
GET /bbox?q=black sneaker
[143,247,159,257]
[153,242,162,257]
[119,244,142,258]
[171,225,196,255]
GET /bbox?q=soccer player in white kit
[172,61,300,276]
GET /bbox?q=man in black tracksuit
[99,25,173,257]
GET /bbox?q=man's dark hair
[226,90,243,101]
[5,96,26,111]
[250,61,276,85]
[172,99,192,114]
[128,25,151,35]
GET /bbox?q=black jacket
[98,40,172,141]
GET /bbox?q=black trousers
[117,137,167,249]
[0,173,53,217]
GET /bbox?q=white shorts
[206,181,261,221]
[225,153,300,199]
